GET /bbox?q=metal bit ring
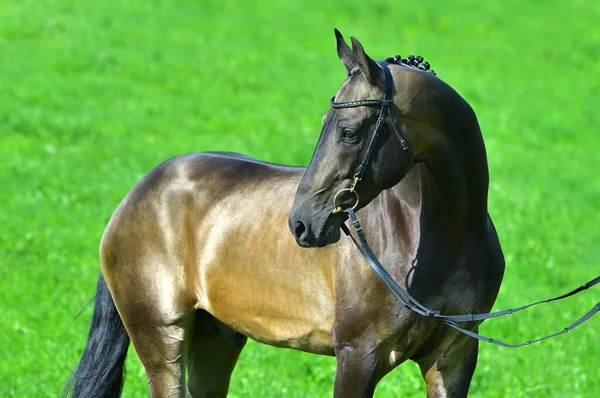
[332,188,360,215]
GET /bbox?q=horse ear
[350,36,381,86]
[334,29,354,74]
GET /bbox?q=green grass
[1,0,599,396]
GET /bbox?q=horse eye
[342,128,358,142]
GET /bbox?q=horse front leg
[330,286,404,397]
[333,342,383,398]
[417,334,479,398]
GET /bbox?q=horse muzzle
[288,206,344,248]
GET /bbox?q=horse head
[289,29,451,247]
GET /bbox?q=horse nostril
[294,221,307,239]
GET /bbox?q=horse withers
[67,30,504,397]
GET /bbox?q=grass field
[1,0,599,396]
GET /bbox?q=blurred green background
[1,0,599,396]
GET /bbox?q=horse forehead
[335,75,378,102]
[328,78,380,122]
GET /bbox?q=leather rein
[331,62,600,347]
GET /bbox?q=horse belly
[191,209,336,356]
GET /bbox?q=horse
[67,30,504,397]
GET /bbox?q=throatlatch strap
[342,209,600,348]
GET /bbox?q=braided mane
[384,54,436,76]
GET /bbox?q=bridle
[330,61,411,214]
[327,61,600,347]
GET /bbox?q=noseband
[330,62,411,214]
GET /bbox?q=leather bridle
[330,61,411,214]
[328,61,600,347]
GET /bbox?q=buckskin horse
[67,30,505,397]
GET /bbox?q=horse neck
[385,123,490,240]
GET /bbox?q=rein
[331,61,600,347]
[341,209,600,347]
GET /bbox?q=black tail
[65,275,131,398]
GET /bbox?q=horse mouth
[315,219,341,247]
[310,211,347,247]
[289,200,348,248]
